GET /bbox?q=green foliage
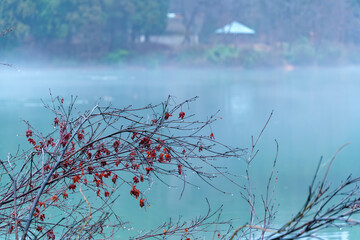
[237,48,269,67]
[282,39,349,66]
[206,45,240,64]
[282,38,317,65]
[34,0,67,39]
[2,0,360,67]
[174,46,206,65]
[205,45,269,67]
[130,0,170,39]
[316,43,345,65]
[0,0,170,58]
[103,49,130,64]
[0,0,36,47]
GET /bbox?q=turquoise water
[1,66,360,238]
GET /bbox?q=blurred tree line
[1,0,360,60]
[0,0,170,59]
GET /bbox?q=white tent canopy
[215,21,255,34]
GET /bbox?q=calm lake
[0,66,359,239]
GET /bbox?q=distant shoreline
[3,42,360,70]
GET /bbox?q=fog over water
[1,66,360,238]
[2,1,360,238]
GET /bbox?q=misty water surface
[0,67,359,239]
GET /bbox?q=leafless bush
[0,95,242,239]
[231,136,360,240]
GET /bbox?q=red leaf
[8,225,13,234]
[68,184,76,191]
[178,164,182,175]
[130,185,140,199]
[145,167,154,174]
[28,138,36,145]
[47,229,55,240]
[179,111,185,120]
[54,117,59,127]
[164,112,172,120]
[26,129,33,138]
[133,176,139,183]
[112,174,118,184]
[63,191,68,199]
[139,198,145,208]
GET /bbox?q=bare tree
[0,95,241,239]
[230,139,360,240]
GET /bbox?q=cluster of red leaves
[26,129,32,138]
[22,107,221,237]
[47,229,55,240]
[113,140,121,152]
[32,113,192,207]
[130,185,140,198]
[25,126,56,154]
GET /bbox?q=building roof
[215,21,255,34]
